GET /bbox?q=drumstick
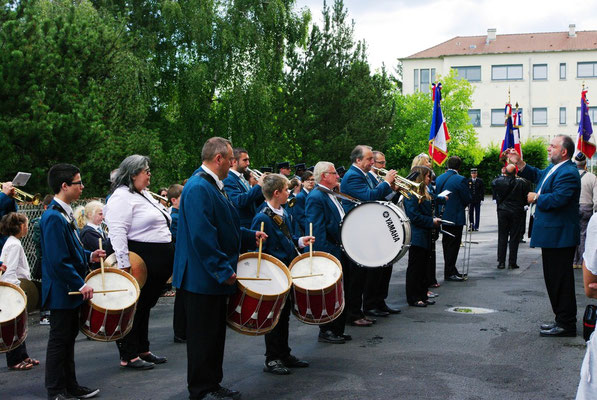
[99,239,105,292]
[237,277,272,281]
[291,273,324,279]
[309,223,313,275]
[68,289,128,295]
[256,221,265,278]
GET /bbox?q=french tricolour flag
[428,83,450,166]
[577,89,596,159]
[500,103,522,160]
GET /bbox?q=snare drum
[104,252,147,288]
[227,253,291,336]
[288,251,344,325]
[79,268,140,341]
[340,201,411,267]
[0,281,27,353]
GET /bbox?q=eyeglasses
[143,168,151,174]
[324,171,338,175]
[69,181,83,186]
[304,178,315,182]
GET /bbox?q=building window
[532,108,548,125]
[560,63,566,80]
[492,108,524,126]
[414,69,436,93]
[533,64,547,80]
[578,62,597,78]
[560,107,566,124]
[576,106,597,124]
[431,68,436,85]
[420,69,430,93]
[453,66,481,82]
[414,69,419,91]
[468,109,481,127]
[492,64,523,81]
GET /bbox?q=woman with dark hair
[403,166,444,307]
[104,155,173,370]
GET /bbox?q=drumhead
[290,255,341,290]
[87,270,139,310]
[0,282,26,323]
[340,201,409,267]
[237,254,290,296]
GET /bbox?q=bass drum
[340,201,411,267]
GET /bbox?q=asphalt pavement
[1,198,590,399]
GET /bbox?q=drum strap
[315,186,360,204]
[136,191,171,229]
[262,208,301,256]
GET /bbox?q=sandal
[430,283,440,288]
[411,301,427,308]
[161,290,176,297]
[24,358,39,366]
[9,360,33,371]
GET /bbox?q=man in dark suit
[305,161,351,344]
[223,148,265,228]
[173,137,266,400]
[507,135,581,337]
[291,170,314,236]
[0,182,18,250]
[467,168,485,231]
[41,164,105,400]
[340,145,397,325]
[435,156,472,282]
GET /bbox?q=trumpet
[1,183,42,205]
[148,191,171,207]
[246,168,264,179]
[371,167,425,201]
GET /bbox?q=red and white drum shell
[0,281,28,353]
[288,251,344,325]
[227,253,291,336]
[79,268,140,342]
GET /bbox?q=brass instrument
[371,167,425,201]
[148,191,171,207]
[246,167,264,179]
[1,183,42,205]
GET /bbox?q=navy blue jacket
[223,171,264,228]
[0,193,17,250]
[250,207,300,266]
[435,170,471,226]
[170,208,179,244]
[305,187,343,261]
[40,200,91,309]
[173,167,256,295]
[404,196,434,250]
[291,189,309,235]
[341,165,392,212]
[80,225,114,270]
[519,160,580,248]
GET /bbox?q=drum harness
[261,207,301,257]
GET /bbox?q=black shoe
[282,354,309,368]
[540,322,557,331]
[379,304,401,314]
[425,299,436,305]
[445,275,464,282]
[341,334,353,341]
[364,308,389,317]
[364,316,377,324]
[67,386,100,399]
[263,359,290,375]
[539,326,576,337]
[318,330,346,344]
[203,387,242,400]
[508,264,520,269]
[173,336,187,343]
[121,358,155,370]
[139,352,167,364]
[497,263,505,269]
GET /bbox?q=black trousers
[468,202,481,229]
[542,247,577,331]
[320,253,349,335]
[182,289,228,399]
[116,240,174,361]
[442,225,463,278]
[45,308,80,397]
[425,241,438,287]
[497,210,524,265]
[363,265,393,311]
[264,300,291,362]
[6,341,29,367]
[406,246,430,305]
[173,288,187,340]
[346,259,367,321]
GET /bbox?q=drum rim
[236,252,292,300]
[0,281,27,324]
[288,251,343,293]
[84,267,141,314]
[104,251,147,288]
[292,301,345,325]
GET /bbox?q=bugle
[246,167,264,179]
[148,191,171,207]
[1,183,42,205]
[371,167,425,201]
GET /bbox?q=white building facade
[401,26,597,148]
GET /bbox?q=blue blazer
[223,171,264,228]
[170,208,179,244]
[519,160,580,248]
[341,165,392,212]
[404,196,434,250]
[435,170,471,226]
[40,200,91,309]
[305,188,343,260]
[80,225,114,270]
[250,208,300,266]
[291,189,309,234]
[173,167,256,295]
[0,193,17,250]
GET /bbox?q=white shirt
[202,164,224,190]
[584,214,597,275]
[54,197,74,219]
[104,186,172,269]
[352,163,390,190]
[0,236,30,286]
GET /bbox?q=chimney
[486,28,497,44]
[569,24,576,37]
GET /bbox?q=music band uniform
[224,169,264,229]
[80,223,114,270]
[467,170,484,231]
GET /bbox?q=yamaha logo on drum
[383,213,400,243]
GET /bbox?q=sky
[294,0,597,72]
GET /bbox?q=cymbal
[104,251,148,288]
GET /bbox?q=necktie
[97,227,104,239]
[240,177,250,191]
[366,174,375,189]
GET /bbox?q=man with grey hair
[573,152,597,269]
[507,134,581,337]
